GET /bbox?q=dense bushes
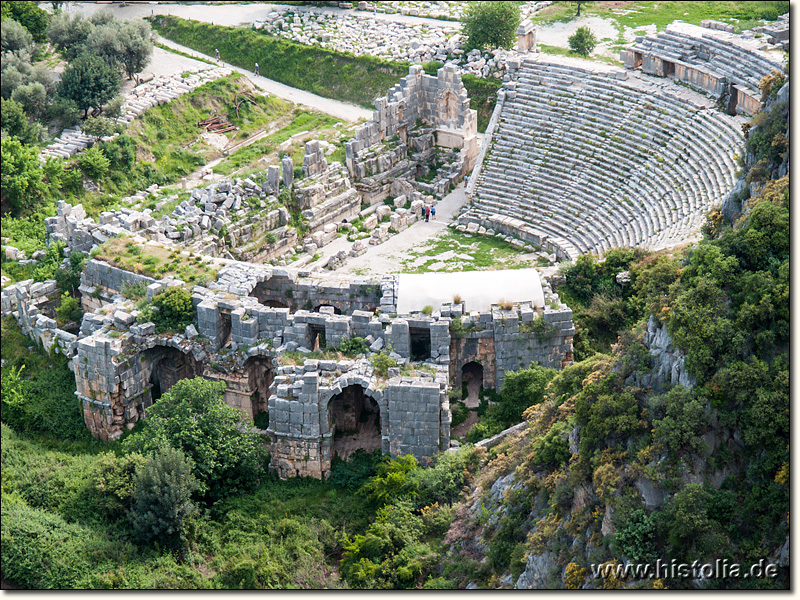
[123,378,267,501]
[129,447,199,546]
[143,286,194,332]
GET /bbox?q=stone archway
[327,384,382,460]
[145,345,202,403]
[245,356,274,429]
[461,361,483,409]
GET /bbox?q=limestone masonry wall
[3,257,573,478]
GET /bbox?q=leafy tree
[47,95,80,128]
[615,508,658,563]
[493,363,555,424]
[81,115,116,138]
[104,94,125,118]
[129,446,199,546]
[56,52,120,118]
[571,1,588,17]
[46,11,93,59]
[461,1,521,51]
[568,25,597,56]
[10,81,46,121]
[651,385,707,455]
[0,2,49,42]
[361,455,420,506]
[1,136,45,216]
[91,451,148,521]
[78,145,110,180]
[123,377,266,501]
[1,17,33,53]
[1,97,39,144]
[658,484,727,561]
[1,64,25,100]
[118,19,154,81]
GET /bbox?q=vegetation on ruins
[568,25,597,57]
[123,378,267,502]
[152,16,501,132]
[0,1,791,591]
[460,1,522,52]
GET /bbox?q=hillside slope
[438,81,790,590]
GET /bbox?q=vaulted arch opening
[145,345,202,403]
[246,356,274,429]
[327,385,381,459]
[461,361,483,408]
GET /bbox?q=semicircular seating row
[467,59,744,259]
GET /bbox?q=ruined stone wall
[345,64,479,203]
[0,279,77,358]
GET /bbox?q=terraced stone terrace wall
[1,259,573,477]
[463,53,746,260]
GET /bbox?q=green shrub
[461,1,521,51]
[55,291,83,325]
[371,350,397,378]
[568,25,597,56]
[129,446,199,546]
[530,421,570,468]
[149,286,194,332]
[78,145,111,180]
[123,377,266,501]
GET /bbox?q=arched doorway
[246,356,274,429]
[461,361,483,409]
[327,385,381,459]
[314,304,342,315]
[146,345,202,403]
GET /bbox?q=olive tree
[461,1,521,51]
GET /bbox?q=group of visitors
[424,205,436,222]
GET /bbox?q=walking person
[254,62,260,76]
[425,205,430,222]
[215,48,220,62]
[431,205,436,220]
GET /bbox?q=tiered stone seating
[466,58,744,258]
[630,24,786,100]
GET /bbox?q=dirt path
[155,37,372,122]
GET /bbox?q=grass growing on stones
[71,73,293,219]
[92,238,218,286]
[397,231,538,274]
[214,109,344,176]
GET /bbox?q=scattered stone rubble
[40,67,232,160]
[253,2,552,79]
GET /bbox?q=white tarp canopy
[396,268,544,314]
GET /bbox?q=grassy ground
[151,16,410,110]
[91,238,219,286]
[532,1,788,33]
[397,230,548,274]
[538,43,623,66]
[68,73,294,219]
